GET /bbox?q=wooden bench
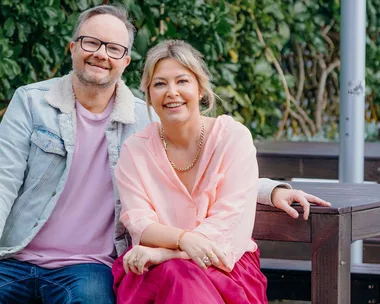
[253,182,380,303]
[255,140,380,262]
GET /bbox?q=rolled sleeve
[257,178,292,206]
[193,128,259,271]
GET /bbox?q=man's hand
[271,187,331,220]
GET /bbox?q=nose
[93,44,108,59]
[166,84,179,98]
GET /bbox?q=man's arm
[0,87,33,235]
[257,178,291,207]
[257,178,331,220]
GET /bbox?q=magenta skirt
[112,247,268,304]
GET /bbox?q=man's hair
[72,5,135,55]
[140,40,215,115]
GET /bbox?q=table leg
[311,213,351,304]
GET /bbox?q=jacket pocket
[28,126,67,180]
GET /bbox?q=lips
[164,102,185,108]
[86,62,110,70]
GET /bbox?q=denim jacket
[0,73,152,259]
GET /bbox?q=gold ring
[207,252,215,259]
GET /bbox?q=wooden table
[255,141,380,183]
[253,182,380,303]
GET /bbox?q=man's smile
[86,61,111,70]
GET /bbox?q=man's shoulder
[133,95,148,113]
[21,77,63,93]
[124,122,157,146]
[133,95,146,107]
[132,95,159,122]
[9,77,66,111]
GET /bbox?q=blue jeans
[0,259,115,304]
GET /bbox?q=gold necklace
[160,119,205,172]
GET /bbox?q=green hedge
[1,0,379,140]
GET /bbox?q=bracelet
[176,230,189,250]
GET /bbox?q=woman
[112,40,324,303]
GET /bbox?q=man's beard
[73,65,117,89]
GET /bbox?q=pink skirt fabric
[112,248,268,304]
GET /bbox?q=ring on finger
[206,252,215,259]
[202,256,211,265]
[133,257,140,265]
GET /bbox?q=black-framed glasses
[74,36,128,60]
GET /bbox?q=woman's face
[148,58,201,126]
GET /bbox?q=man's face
[70,14,131,89]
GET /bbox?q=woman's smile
[164,102,186,109]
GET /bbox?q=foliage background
[0,0,379,140]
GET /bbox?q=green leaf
[44,7,58,20]
[263,3,284,20]
[278,22,290,42]
[284,74,295,88]
[254,60,274,77]
[294,2,307,14]
[77,0,90,11]
[130,50,142,61]
[134,25,151,56]
[216,18,230,34]
[36,44,51,59]
[1,0,14,6]
[1,78,11,91]
[129,4,144,21]
[2,58,21,79]
[4,18,15,37]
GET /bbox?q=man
[0,4,329,303]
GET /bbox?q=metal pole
[339,0,366,264]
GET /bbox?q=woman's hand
[123,245,188,275]
[271,187,331,220]
[179,231,228,269]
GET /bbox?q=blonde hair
[140,40,215,115]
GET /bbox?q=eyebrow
[152,74,191,81]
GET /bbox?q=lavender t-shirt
[16,98,116,268]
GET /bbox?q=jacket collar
[45,72,136,124]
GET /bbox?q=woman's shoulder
[216,115,252,140]
[216,116,256,161]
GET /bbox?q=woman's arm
[116,140,228,269]
[115,144,161,246]
[123,245,189,275]
[139,222,183,249]
[192,124,259,272]
[116,144,186,249]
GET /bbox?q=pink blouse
[115,115,259,271]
